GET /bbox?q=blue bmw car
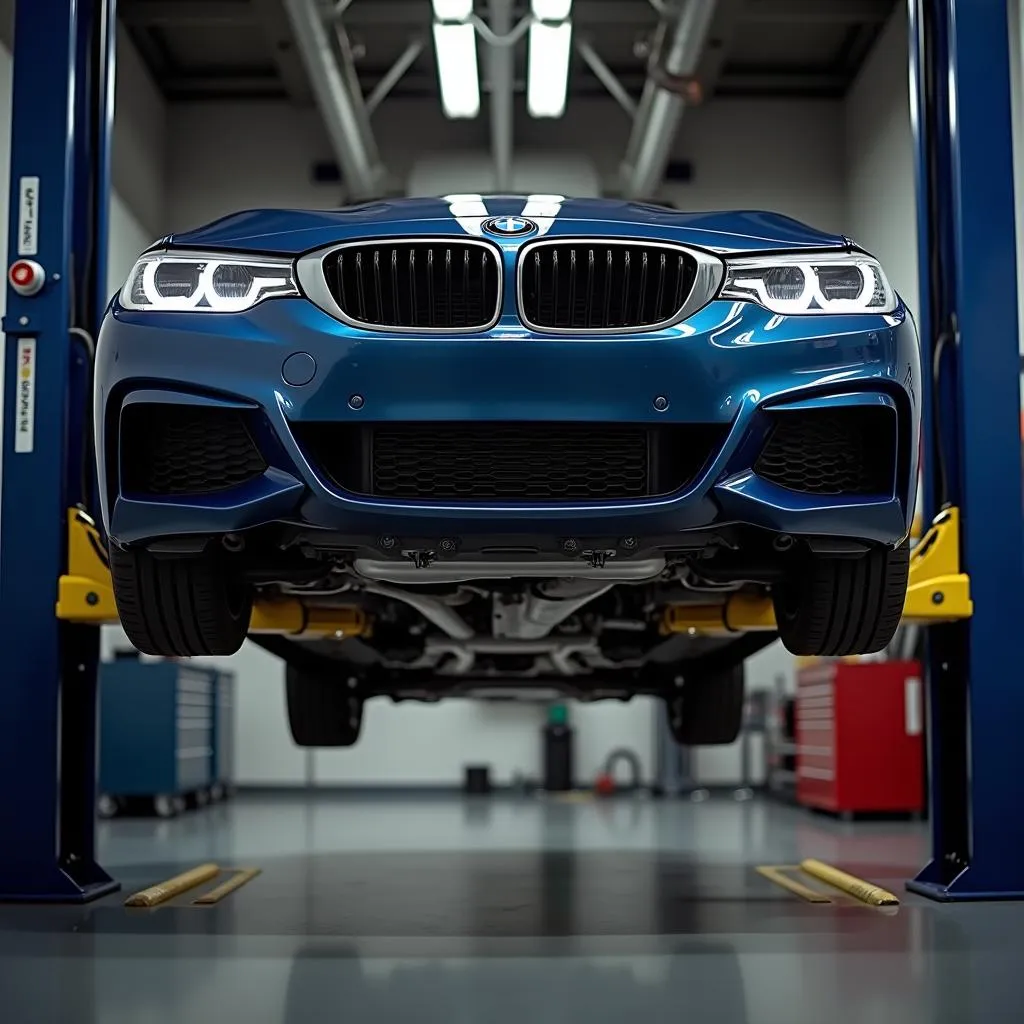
[96,196,919,747]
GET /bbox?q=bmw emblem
[483,216,537,237]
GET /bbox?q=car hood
[167,196,850,257]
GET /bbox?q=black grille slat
[567,249,577,326]
[602,250,613,327]
[120,405,266,497]
[637,251,649,323]
[445,248,452,320]
[585,249,595,328]
[673,255,687,312]
[390,248,400,324]
[521,242,699,330]
[372,250,383,317]
[292,423,729,503]
[426,248,435,326]
[654,252,666,317]
[355,252,367,321]
[755,408,897,496]
[324,241,500,329]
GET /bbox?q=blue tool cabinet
[211,670,236,800]
[99,660,219,816]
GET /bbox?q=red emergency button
[8,259,45,297]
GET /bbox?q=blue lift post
[908,0,1024,900]
[0,0,119,900]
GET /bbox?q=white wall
[662,98,847,233]
[111,24,167,240]
[843,8,919,317]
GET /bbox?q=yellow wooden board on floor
[799,858,900,906]
[756,865,834,903]
[124,863,220,908]
[192,868,262,905]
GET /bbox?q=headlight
[120,251,298,312]
[719,252,896,315]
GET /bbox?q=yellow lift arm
[57,506,971,639]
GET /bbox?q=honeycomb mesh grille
[519,242,699,330]
[323,241,501,329]
[754,407,896,495]
[292,423,728,503]
[120,404,266,496]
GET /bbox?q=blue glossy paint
[907,0,1024,901]
[96,197,920,549]
[170,200,850,256]
[0,0,118,902]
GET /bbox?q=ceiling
[119,0,898,106]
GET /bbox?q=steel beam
[575,39,638,117]
[488,0,515,191]
[907,0,1024,901]
[366,36,425,115]
[282,0,385,200]
[621,0,718,200]
[0,0,118,902]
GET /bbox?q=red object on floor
[796,660,925,815]
[594,773,616,797]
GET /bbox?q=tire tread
[286,666,362,747]
[668,663,745,745]
[110,545,251,657]
[774,542,909,657]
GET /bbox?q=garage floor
[0,793,1018,1022]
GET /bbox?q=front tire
[666,663,746,746]
[773,542,909,657]
[286,666,364,747]
[110,545,252,657]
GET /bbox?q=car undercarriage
[217,520,872,699]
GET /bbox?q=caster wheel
[154,795,176,818]
[172,796,187,815]
[97,794,119,819]
[210,783,225,802]
[195,788,210,808]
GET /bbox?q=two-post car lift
[0,0,1017,901]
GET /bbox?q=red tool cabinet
[796,660,925,815]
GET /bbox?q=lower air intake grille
[519,241,699,330]
[120,404,266,496]
[754,407,897,495]
[292,423,727,502]
[322,240,501,329]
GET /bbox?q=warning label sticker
[14,338,36,453]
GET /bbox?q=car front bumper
[95,297,921,547]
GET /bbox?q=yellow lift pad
[902,506,972,622]
[56,508,117,623]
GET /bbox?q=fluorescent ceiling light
[433,0,473,21]
[531,0,572,19]
[433,22,480,118]
[527,21,572,118]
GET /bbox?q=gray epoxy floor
[1,793,1021,1022]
